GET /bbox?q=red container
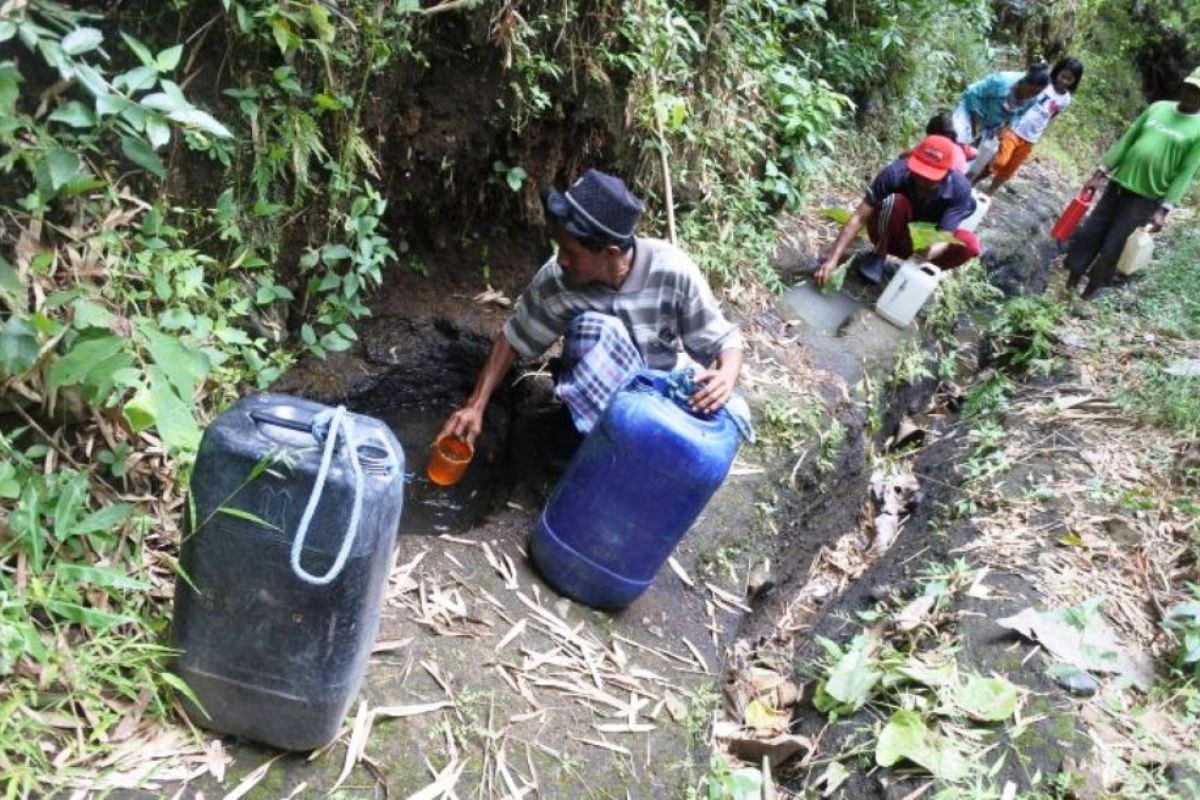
[1051,188,1094,243]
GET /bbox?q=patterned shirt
[1012,85,1072,143]
[503,237,743,369]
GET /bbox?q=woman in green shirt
[1065,67,1200,298]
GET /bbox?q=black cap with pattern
[543,169,644,248]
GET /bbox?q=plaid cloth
[556,313,756,443]
[556,313,643,434]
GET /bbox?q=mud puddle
[375,404,495,535]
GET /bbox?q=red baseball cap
[907,135,957,181]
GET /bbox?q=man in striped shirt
[438,169,744,452]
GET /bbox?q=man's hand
[813,256,839,288]
[690,359,740,415]
[1147,206,1168,233]
[1084,167,1108,193]
[438,404,484,446]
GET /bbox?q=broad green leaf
[48,100,95,128]
[218,507,280,531]
[909,222,964,251]
[140,90,189,115]
[46,334,129,393]
[0,316,39,374]
[147,365,201,453]
[120,134,166,178]
[120,31,155,67]
[822,207,854,225]
[155,44,183,72]
[145,114,171,149]
[44,600,137,630]
[72,62,109,97]
[61,27,104,56]
[505,166,526,192]
[0,21,16,43]
[139,324,208,402]
[167,108,232,138]
[118,102,147,132]
[815,634,881,715]
[70,297,115,329]
[955,676,1019,722]
[321,331,352,352]
[893,657,956,689]
[876,709,969,780]
[115,65,157,93]
[0,253,24,300]
[55,562,150,591]
[72,502,132,535]
[158,308,195,331]
[817,762,850,795]
[0,62,21,115]
[97,92,138,118]
[321,244,352,262]
[46,149,81,191]
[123,385,156,432]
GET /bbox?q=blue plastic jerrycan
[531,370,740,609]
[173,394,404,750]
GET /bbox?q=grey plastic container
[173,393,404,750]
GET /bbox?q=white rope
[289,405,365,586]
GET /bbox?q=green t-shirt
[1104,100,1200,206]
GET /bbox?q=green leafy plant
[1162,585,1200,672]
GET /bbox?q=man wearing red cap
[814,135,981,286]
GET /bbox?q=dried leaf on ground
[996,607,1155,690]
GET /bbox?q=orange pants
[989,129,1035,182]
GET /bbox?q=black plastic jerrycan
[174,393,405,750]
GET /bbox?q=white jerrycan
[967,135,1000,181]
[959,190,993,233]
[876,260,942,327]
[1116,225,1154,276]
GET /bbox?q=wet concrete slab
[778,282,863,334]
[776,277,917,385]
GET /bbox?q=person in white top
[982,57,1083,196]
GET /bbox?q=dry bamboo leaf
[373,701,455,720]
[330,700,372,793]
[594,723,657,734]
[681,637,710,674]
[706,581,753,612]
[406,759,465,800]
[222,754,285,800]
[667,557,695,588]
[569,735,632,757]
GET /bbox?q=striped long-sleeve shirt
[503,237,743,370]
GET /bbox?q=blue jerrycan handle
[626,368,723,420]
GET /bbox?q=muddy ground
[154,161,1090,799]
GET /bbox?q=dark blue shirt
[864,159,976,231]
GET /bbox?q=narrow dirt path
[156,161,1085,799]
